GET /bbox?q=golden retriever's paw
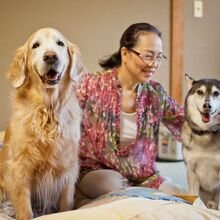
[16,211,33,220]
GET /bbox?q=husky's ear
[7,44,27,88]
[185,74,195,90]
[68,42,86,82]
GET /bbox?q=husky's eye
[32,42,40,49]
[213,91,220,97]
[57,40,64,47]
[197,90,203,96]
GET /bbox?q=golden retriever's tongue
[202,113,210,123]
[45,69,58,81]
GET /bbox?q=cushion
[34,187,220,220]
[1,187,220,220]
[34,197,220,220]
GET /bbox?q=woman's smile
[141,68,156,78]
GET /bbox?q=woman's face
[122,32,164,84]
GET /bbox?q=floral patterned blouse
[77,68,184,188]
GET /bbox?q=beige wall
[1,1,220,130]
[183,0,220,96]
[0,0,170,130]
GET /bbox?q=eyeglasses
[128,48,167,64]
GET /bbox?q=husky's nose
[203,102,212,111]
[43,51,58,64]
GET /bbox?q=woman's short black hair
[99,23,162,70]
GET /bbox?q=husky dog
[182,74,220,210]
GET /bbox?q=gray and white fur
[182,74,220,209]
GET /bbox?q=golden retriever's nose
[43,51,58,64]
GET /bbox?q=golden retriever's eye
[32,42,40,49]
[213,91,220,97]
[57,40,64,47]
[197,90,203,96]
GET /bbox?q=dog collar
[191,128,219,136]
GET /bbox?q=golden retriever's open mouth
[42,69,61,85]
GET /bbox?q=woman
[76,23,185,206]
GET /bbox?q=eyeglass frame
[127,48,167,64]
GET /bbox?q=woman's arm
[162,91,185,141]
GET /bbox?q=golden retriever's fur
[0,28,84,220]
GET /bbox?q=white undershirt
[120,111,137,147]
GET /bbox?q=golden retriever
[0,28,84,220]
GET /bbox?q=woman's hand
[212,113,220,130]
[214,113,220,121]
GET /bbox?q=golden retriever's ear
[68,43,85,82]
[7,45,27,88]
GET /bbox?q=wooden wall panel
[171,0,184,104]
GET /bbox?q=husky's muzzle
[200,102,217,123]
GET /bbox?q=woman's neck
[117,66,138,92]
[117,66,138,113]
